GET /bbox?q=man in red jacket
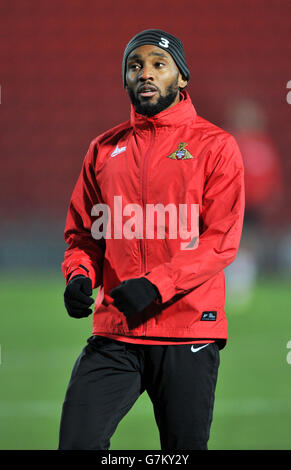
[59,29,245,450]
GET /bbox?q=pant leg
[145,342,220,450]
[58,336,143,450]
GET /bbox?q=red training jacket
[62,90,245,345]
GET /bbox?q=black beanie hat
[122,29,190,88]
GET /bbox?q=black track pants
[58,336,220,450]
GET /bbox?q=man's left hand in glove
[109,277,160,318]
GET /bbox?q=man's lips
[137,85,158,98]
[140,91,156,98]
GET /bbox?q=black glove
[64,275,94,318]
[109,277,160,318]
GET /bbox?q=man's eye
[129,64,140,70]
[155,62,165,67]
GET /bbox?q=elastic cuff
[66,265,89,284]
[139,266,177,304]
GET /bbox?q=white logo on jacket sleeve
[111,144,127,157]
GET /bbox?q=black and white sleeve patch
[201,311,217,321]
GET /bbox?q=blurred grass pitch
[0,271,290,450]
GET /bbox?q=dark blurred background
[1,0,291,275]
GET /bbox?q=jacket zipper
[140,121,155,336]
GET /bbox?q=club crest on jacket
[168,142,193,160]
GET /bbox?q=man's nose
[138,64,154,81]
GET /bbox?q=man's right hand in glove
[64,275,94,318]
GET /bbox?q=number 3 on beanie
[159,37,169,48]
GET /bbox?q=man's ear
[178,73,188,90]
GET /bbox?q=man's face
[125,45,187,117]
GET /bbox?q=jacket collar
[130,90,197,130]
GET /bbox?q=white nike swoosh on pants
[190,344,210,354]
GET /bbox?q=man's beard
[127,77,180,117]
